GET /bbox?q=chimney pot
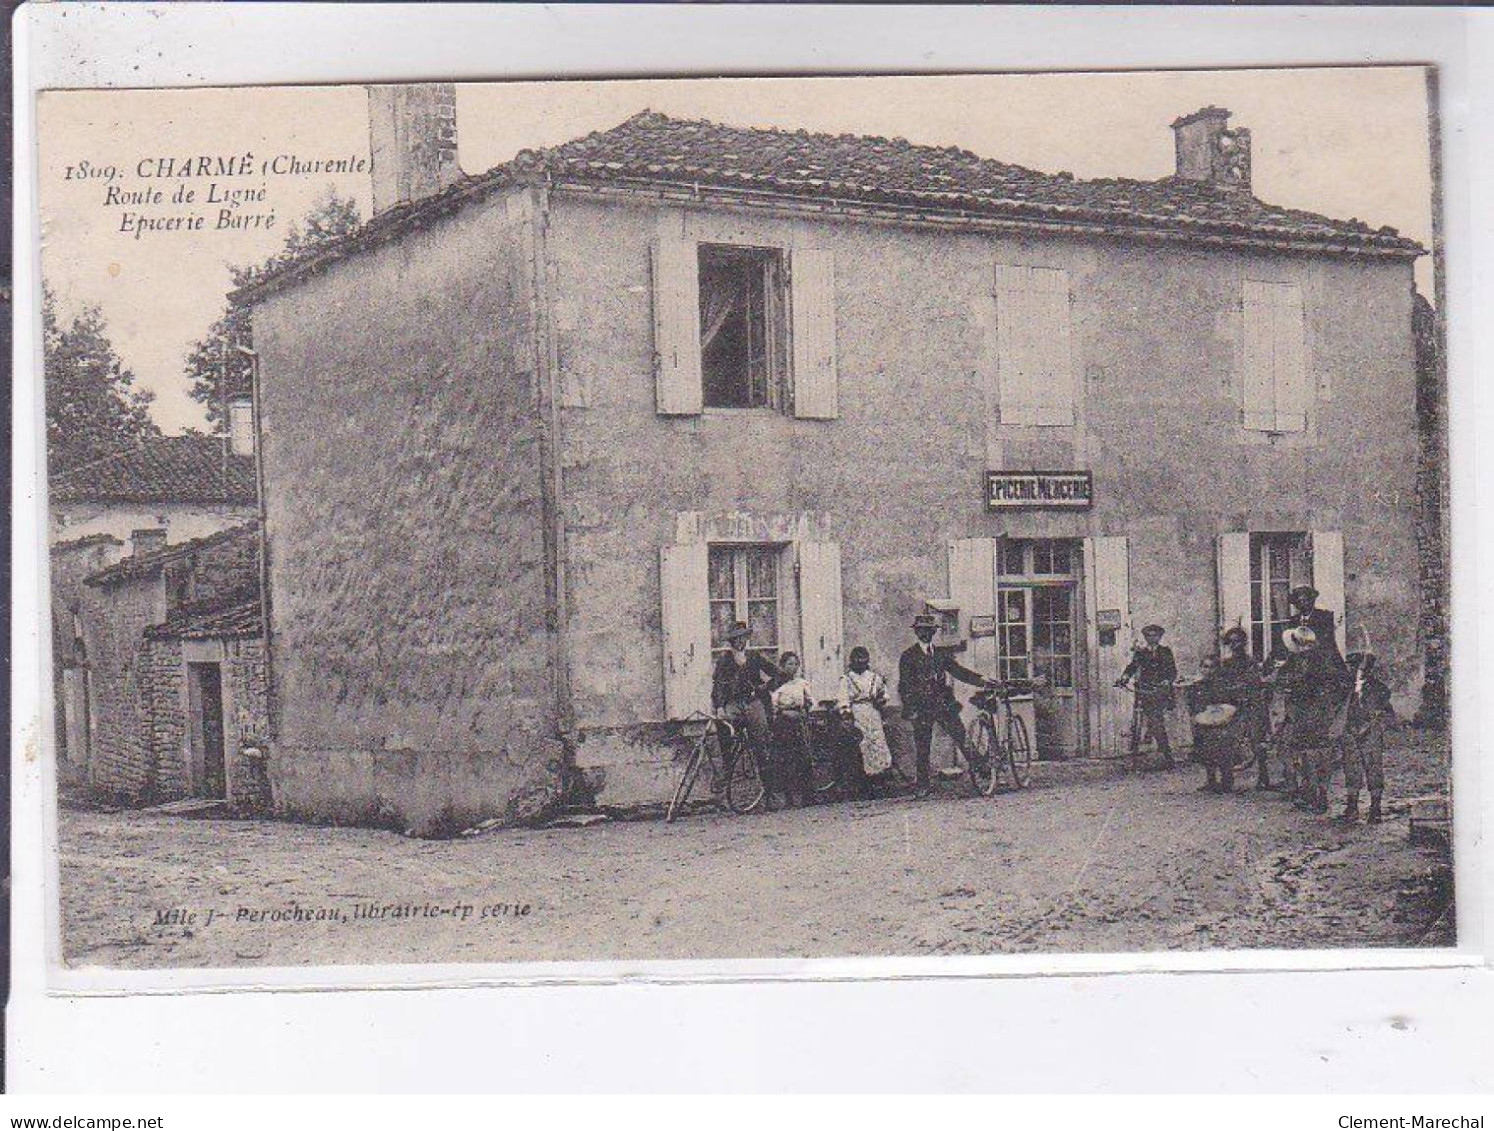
[1171,106,1251,192]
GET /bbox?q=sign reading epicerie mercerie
[985,471,1094,511]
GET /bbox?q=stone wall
[545,194,1422,804]
[250,188,563,836]
[78,576,166,800]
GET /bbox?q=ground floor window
[708,544,781,662]
[1250,532,1312,660]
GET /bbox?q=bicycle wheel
[725,741,765,814]
[666,735,708,824]
[967,715,1000,797]
[1005,713,1032,788]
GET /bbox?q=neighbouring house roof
[146,600,263,641]
[237,110,1424,305]
[84,521,258,589]
[50,434,257,506]
[50,532,124,555]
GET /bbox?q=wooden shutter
[995,265,1073,426]
[1272,282,1308,432]
[1242,280,1277,431]
[791,248,838,419]
[1310,530,1346,645]
[797,541,844,702]
[1216,532,1253,648]
[659,542,711,719]
[1028,267,1075,425]
[948,538,998,707]
[650,238,703,416]
[1084,536,1131,757]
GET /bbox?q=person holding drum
[1186,627,1264,793]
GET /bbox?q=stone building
[75,522,268,807]
[239,94,1425,829]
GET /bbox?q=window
[1249,532,1311,660]
[228,397,255,457]
[994,264,1075,426]
[996,539,1079,689]
[652,239,838,419]
[708,545,781,661]
[1242,279,1308,432]
[699,245,786,410]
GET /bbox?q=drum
[1192,703,1239,729]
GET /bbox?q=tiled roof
[50,434,257,506]
[50,532,124,555]
[84,522,258,589]
[238,110,1422,304]
[147,600,263,641]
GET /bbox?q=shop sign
[985,470,1093,511]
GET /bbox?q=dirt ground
[56,730,1454,969]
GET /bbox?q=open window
[652,238,838,419]
[699,245,787,411]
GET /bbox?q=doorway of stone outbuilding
[187,661,227,800]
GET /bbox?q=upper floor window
[652,237,838,419]
[994,264,1075,426]
[1241,279,1308,433]
[228,397,255,457]
[699,245,786,410]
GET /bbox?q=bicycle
[1117,680,1179,771]
[806,700,861,802]
[965,680,1034,797]
[666,712,766,821]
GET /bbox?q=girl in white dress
[838,646,894,778]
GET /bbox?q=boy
[1340,651,1395,824]
[1117,624,1178,770]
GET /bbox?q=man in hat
[1286,586,1348,679]
[1220,625,1273,790]
[711,621,781,806]
[1276,623,1342,813]
[898,613,992,797]
[1116,624,1179,769]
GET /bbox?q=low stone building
[240,93,1426,830]
[76,522,269,807]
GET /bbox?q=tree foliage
[44,283,161,477]
[185,190,361,433]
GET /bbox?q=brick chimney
[1171,106,1251,192]
[367,83,460,215]
[131,528,168,557]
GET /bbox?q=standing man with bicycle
[711,622,780,806]
[899,613,992,798]
[1116,623,1179,770]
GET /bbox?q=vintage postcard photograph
[34,68,1455,975]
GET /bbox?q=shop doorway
[187,661,227,800]
[994,539,1086,758]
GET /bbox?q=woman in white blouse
[839,646,895,783]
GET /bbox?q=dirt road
[57,732,1453,969]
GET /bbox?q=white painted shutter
[650,238,703,416]
[1310,530,1346,646]
[995,265,1073,426]
[1084,536,1131,757]
[1272,282,1308,432]
[1216,532,1253,647]
[1028,267,1075,426]
[994,265,1038,425]
[1242,280,1277,431]
[948,538,998,707]
[797,541,844,702]
[791,248,838,419]
[659,542,711,719]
